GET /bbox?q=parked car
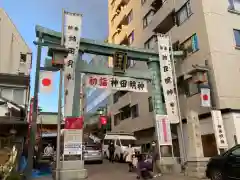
[206,144,240,180]
[83,144,103,164]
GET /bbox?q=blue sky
[2,0,108,112]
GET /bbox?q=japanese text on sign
[211,110,228,149]
[157,34,179,124]
[63,11,82,116]
[85,75,148,92]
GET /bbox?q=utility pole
[55,9,65,180]
[26,35,42,180]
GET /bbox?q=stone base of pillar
[158,157,181,173]
[52,160,88,179]
[185,157,209,179]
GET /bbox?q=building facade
[108,0,240,177]
[0,8,32,107]
[0,8,31,161]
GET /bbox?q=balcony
[153,10,176,34]
[151,0,164,13]
[150,0,175,33]
[114,26,129,45]
[114,6,128,29]
[113,0,130,15]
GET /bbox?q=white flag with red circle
[200,88,211,107]
[39,71,53,93]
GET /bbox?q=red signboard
[64,117,84,129]
[100,116,107,125]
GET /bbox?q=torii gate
[27,11,185,179]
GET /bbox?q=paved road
[86,160,204,180]
[34,160,206,180]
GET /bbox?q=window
[114,113,121,125]
[20,53,27,63]
[116,139,121,146]
[180,33,199,57]
[176,1,193,25]
[184,78,200,96]
[127,10,133,24]
[144,35,157,49]
[232,147,240,156]
[128,31,134,44]
[131,104,139,118]
[229,0,240,11]
[148,97,153,112]
[234,29,240,47]
[0,88,25,105]
[143,10,154,28]
[141,0,146,5]
[120,139,135,146]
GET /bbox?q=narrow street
[34,160,208,180]
[85,160,205,180]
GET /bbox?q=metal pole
[56,9,65,180]
[56,69,63,180]
[169,35,187,165]
[26,35,42,180]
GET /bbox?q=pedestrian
[108,141,115,163]
[136,154,153,179]
[33,145,39,169]
[125,144,135,172]
[152,142,162,177]
[44,143,54,157]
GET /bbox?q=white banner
[39,71,53,93]
[63,11,82,116]
[85,74,148,92]
[156,115,172,146]
[211,110,228,149]
[157,34,179,124]
[200,88,211,107]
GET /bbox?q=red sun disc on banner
[203,94,209,101]
[42,78,51,86]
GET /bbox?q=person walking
[152,142,162,177]
[108,141,115,163]
[125,144,135,172]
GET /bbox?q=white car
[102,132,141,162]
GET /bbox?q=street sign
[211,110,228,149]
[113,51,128,72]
[85,74,148,92]
[64,142,82,155]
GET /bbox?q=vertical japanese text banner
[157,34,179,124]
[211,110,228,149]
[63,12,82,116]
[156,115,172,146]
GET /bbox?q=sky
[2,0,108,112]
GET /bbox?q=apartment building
[108,0,240,176]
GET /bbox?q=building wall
[0,8,31,75]
[108,0,240,140]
